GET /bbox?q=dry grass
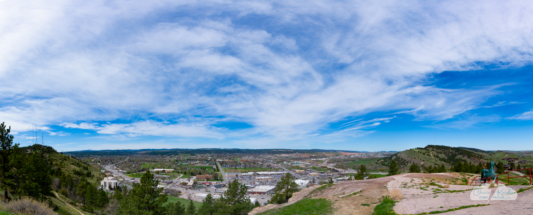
[0,198,57,215]
[390,189,404,201]
[443,184,450,188]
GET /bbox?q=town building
[247,186,276,194]
[101,177,118,190]
[294,179,310,189]
[196,174,214,180]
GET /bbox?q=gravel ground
[391,173,533,214]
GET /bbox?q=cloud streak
[1,0,533,148]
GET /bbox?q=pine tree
[29,152,53,202]
[269,173,300,204]
[409,163,421,173]
[438,164,446,173]
[167,201,186,215]
[217,179,251,214]
[0,122,15,201]
[388,160,399,176]
[8,144,26,200]
[198,193,216,215]
[118,170,167,215]
[496,162,505,174]
[356,165,368,179]
[254,201,260,208]
[186,200,196,215]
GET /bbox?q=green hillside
[377,145,532,172]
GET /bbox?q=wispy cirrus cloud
[507,110,533,120]
[1,0,533,150]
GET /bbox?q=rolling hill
[377,145,528,172]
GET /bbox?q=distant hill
[377,145,525,171]
[65,148,374,157]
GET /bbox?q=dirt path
[54,191,85,215]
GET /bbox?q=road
[216,160,228,184]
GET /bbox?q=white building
[247,186,276,194]
[294,179,309,189]
[101,177,118,190]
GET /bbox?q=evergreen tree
[388,160,399,176]
[118,170,167,215]
[97,188,109,208]
[254,201,260,208]
[198,194,216,215]
[517,164,522,171]
[438,164,446,173]
[510,162,515,170]
[29,152,53,202]
[217,179,251,214]
[454,161,463,172]
[409,163,421,173]
[269,173,300,204]
[496,162,505,174]
[167,201,186,215]
[186,200,196,215]
[0,122,14,201]
[355,165,368,179]
[8,144,27,200]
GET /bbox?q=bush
[59,189,68,197]
[0,198,56,215]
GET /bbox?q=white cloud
[507,110,533,120]
[1,0,533,145]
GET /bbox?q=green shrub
[372,196,397,215]
[259,198,333,215]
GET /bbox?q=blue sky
[2,0,533,152]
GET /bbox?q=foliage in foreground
[372,196,397,215]
[517,186,533,193]
[415,204,489,214]
[0,197,56,215]
[269,173,300,204]
[259,198,333,215]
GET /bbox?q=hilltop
[377,145,527,171]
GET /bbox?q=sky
[1,0,533,152]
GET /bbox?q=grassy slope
[259,198,333,215]
[376,145,526,171]
[164,196,203,211]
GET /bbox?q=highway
[216,160,228,184]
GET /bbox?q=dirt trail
[54,191,85,215]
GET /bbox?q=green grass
[369,174,387,178]
[497,173,531,185]
[308,184,332,196]
[311,166,330,172]
[346,158,380,165]
[414,204,489,214]
[189,165,214,170]
[127,172,145,178]
[372,196,397,215]
[517,186,533,193]
[164,196,203,212]
[0,211,14,215]
[259,198,333,215]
